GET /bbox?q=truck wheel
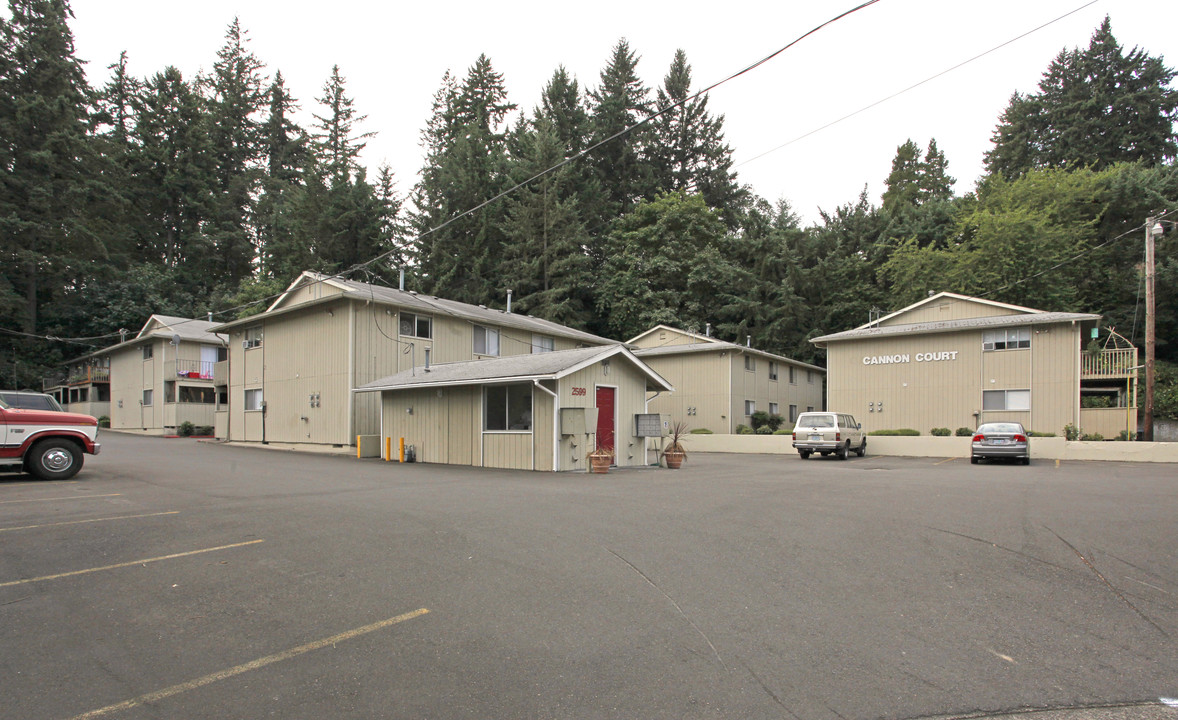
[837,444,848,460]
[855,439,867,457]
[27,439,83,481]
[799,450,811,459]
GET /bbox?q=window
[983,389,1030,411]
[983,327,1030,351]
[484,384,532,431]
[744,355,756,372]
[789,366,797,384]
[245,388,264,411]
[807,406,814,413]
[244,326,264,349]
[179,386,215,404]
[142,344,153,360]
[142,389,153,406]
[532,334,554,354]
[744,400,755,416]
[769,402,779,415]
[164,381,176,403]
[769,362,778,381]
[473,325,500,356]
[399,312,432,339]
[807,370,814,383]
[789,405,798,422]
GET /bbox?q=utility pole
[1144,217,1161,441]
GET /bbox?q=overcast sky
[61,0,1178,224]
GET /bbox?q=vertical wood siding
[879,297,1027,326]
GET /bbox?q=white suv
[792,412,866,460]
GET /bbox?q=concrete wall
[681,433,1178,463]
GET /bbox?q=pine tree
[256,71,309,281]
[648,49,745,224]
[204,18,267,287]
[312,65,374,184]
[537,66,590,156]
[985,16,1178,177]
[587,39,654,219]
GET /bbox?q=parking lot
[2,432,1177,720]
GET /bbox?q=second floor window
[399,312,432,339]
[744,355,756,372]
[532,334,554,354]
[142,344,153,360]
[474,325,500,356]
[244,326,263,349]
[983,328,1030,351]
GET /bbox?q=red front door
[595,386,616,462]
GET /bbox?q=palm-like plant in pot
[587,438,614,474]
[662,422,689,469]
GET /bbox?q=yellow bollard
[357,436,362,459]
[399,437,405,463]
[385,436,391,462]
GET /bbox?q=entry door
[595,386,616,462]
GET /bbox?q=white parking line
[69,608,430,720]
[0,539,264,588]
[0,493,122,505]
[0,511,180,533]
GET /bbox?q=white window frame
[142,389,153,406]
[243,326,264,349]
[769,361,778,381]
[983,389,1030,411]
[769,402,779,415]
[473,325,500,356]
[789,404,798,422]
[983,327,1031,351]
[483,384,532,432]
[744,355,756,372]
[399,312,432,340]
[532,334,554,354]
[245,388,264,412]
[789,366,797,384]
[142,344,153,360]
[807,370,814,383]
[744,400,755,416]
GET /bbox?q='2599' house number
[571,387,587,396]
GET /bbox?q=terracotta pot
[589,454,612,474]
[664,450,685,469]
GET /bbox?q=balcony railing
[1081,347,1138,379]
[43,366,110,390]
[171,359,216,381]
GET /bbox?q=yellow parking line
[0,511,180,533]
[1055,459,1060,468]
[0,493,121,505]
[934,457,957,465]
[69,608,430,720]
[0,539,264,588]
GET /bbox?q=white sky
[62,0,1178,225]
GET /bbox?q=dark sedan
[971,422,1030,465]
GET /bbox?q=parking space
[2,432,1177,719]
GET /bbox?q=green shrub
[1081,395,1114,408]
[1079,432,1104,441]
[750,411,771,430]
[772,428,792,435]
[767,413,785,431]
[196,425,215,436]
[178,421,195,437]
[755,425,773,435]
[689,428,713,434]
[1027,431,1056,437]
[1116,430,1131,441]
[930,427,951,437]
[955,427,973,437]
[736,424,754,435]
[97,415,111,428]
[1063,423,1080,441]
[868,428,920,436]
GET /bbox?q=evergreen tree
[587,39,654,219]
[648,49,745,224]
[256,70,309,281]
[985,16,1178,177]
[204,18,267,287]
[500,118,594,329]
[312,64,374,183]
[373,164,407,272]
[537,66,590,156]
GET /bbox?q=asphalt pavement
[2,432,1176,719]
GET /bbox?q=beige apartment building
[629,325,826,433]
[811,292,1139,438]
[356,345,673,471]
[62,315,226,433]
[211,271,614,447]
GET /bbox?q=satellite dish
[170,334,181,346]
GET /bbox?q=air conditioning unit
[242,340,250,349]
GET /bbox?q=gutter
[533,380,559,472]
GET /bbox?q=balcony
[167,359,216,381]
[43,366,110,391]
[1081,347,1138,379]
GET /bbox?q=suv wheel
[836,443,848,460]
[27,439,83,481]
[855,438,867,457]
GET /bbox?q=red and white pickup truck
[0,401,102,480]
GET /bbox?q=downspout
[348,302,356,444]
[646,390,663,466]
[533,380,558,471]
[727,352,733,433]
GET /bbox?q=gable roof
[628,325,825,372]
[811,311,1100,345]
[354,344,673,394]
[138,315,224,343]
[216,271,613,346]
[861,291,1042,329]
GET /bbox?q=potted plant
[587,440,614,474]
[662,421,689,469]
